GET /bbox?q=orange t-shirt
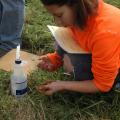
[47,0,120,92]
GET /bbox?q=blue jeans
[0,0,24,52]
[56,44,93,80]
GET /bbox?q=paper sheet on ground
[0,49,39,75]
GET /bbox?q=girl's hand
[36,80,65,96]
[37,55,55,72]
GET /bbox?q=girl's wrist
[58,81,68,91]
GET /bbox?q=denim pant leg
[68,54,94,80]
[55,43,94,80]
[0,0,24,52]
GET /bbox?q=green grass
[1,0,120,120]
[22,0,54,54]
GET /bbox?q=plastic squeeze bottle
[11,45,27,97]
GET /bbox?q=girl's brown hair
[40,0,98,29]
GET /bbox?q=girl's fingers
[38,55,54,70]
[37,60,48,69]
[42,80,54,85]
[36,85,53,96]
[36,85,49,92]
[37,60,55,71]
[43,90,53,96]
[39,55,46,60]
[36,81,58,96]
[39,55,49,62]
[36,80,54,91]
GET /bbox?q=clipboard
[47,25,89,54]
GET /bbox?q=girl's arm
[37,80,100,96]
[61,80,100,93]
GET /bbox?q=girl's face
[45,5,75,27]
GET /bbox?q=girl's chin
[56,23,74,27]
[62,24,74,27]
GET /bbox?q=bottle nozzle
[16,44,20,60]
[15,44,21,64]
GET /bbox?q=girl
[37,0,120,95]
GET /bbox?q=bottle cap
[15,59,22,64]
